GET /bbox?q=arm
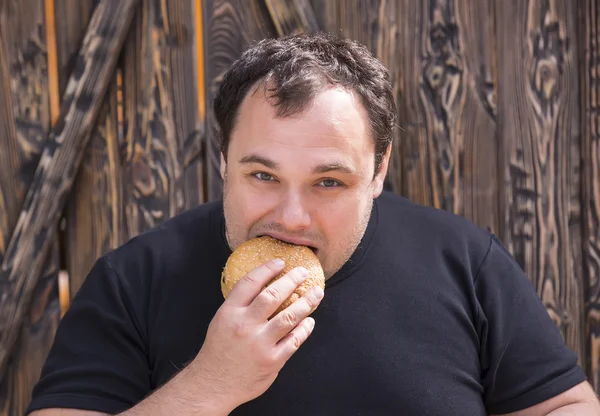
[116,358,232,416]
[491,381,600,416]
[475,236,590,414]
[27,258,323,415]
[29,361,230,416]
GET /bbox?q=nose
[275,190,311,231]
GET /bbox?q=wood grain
[394,0,498,232]
[119,0,203,240]
[60,0,120,298]
[496,0,584,363]
[308,0,339,34]
[53,0,95,308]
[264,0,319,36]
[202,0,276,202]
[54,0,95,97]
[0,0,61,412]
[580,0,600,391]
[52,0,96,312]
[65,76,123,298]
[0,0,138,380]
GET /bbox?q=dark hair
[213,32,397,174]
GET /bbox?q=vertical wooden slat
[264,0,320,36]
[581,0,600,392]
[54,0,99,299]
[196,0,206,124]
[496,0,584,364]
[167,0,205,211]
[118,0,203,240]
[309,0,339,35]
[0,0,139,383]
[193,0,207,205]
[202,0,277,202]
[44,0,60,125]
[53,0,95,313]
[53,0,95,97]
[0,0,61,413]
[394,0,499,232]
[65,76,123,298]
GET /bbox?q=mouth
[258,233,318,255]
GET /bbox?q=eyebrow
[238,153,357,175]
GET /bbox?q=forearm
[119,362,234,416]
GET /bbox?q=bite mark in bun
[221,236,325,317]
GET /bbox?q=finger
[274,316,316,362]
[225,258,286,307]
[246,266,310,322]
[264,285,324,342]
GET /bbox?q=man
[27,32,599,415]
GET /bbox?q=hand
[191,258,325,412]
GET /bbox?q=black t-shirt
[26,191,586,415]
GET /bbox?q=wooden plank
[202,0,276,202]
[0,0,139,380]
[392,0,499,232]
[53,0,96,313]
[0,0,61,412]
[54,0,95,97]
[496,0,584,364]
[118,0,203,239]
[264,0,319,36]
[581,0,600,391]
[65,77,123,298]
[308,0,339,34]
[57,0,120,299]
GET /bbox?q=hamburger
[221,236,325,318]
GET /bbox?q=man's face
[221,85,390,279]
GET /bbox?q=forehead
[229,85,374,163]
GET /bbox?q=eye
[253,172,274,181]
[319,179,342,188]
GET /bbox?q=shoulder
[101,199,226,284]
[371,191,497,286]
[375,191,493,257]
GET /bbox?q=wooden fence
[0,0,599,413]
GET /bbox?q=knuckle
[262,286,281,303]
[281,310,298,327]
[290,267,308,283]
[291,334,302,350]
[286,273,301,286]
[264,262,280,272]
[233,321,251,338]
[242,273,259,286]
[303,295,317,309]
[305,288,323,307]
[259,352,278,367]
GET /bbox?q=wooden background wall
[0,0,599,413]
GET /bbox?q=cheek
[313,200,361,236]
[228,184,276,223]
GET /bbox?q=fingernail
[273,258,284,266]
[297,267,309,277]
[311,286,324,300]
[307,317,315,329]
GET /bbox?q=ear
[220,152,226,180]
[372,143,392,199]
